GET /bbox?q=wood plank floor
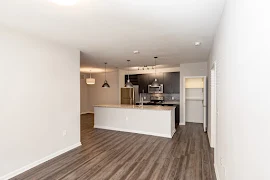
[11,114,216,180]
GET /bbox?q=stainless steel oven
[148,84,164,94]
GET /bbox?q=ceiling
[0,0,225,72]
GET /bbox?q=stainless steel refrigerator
[121,87,136,105]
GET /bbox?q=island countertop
[94,104,175,111]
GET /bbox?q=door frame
[210,62,217,148]
[183,76,207,130]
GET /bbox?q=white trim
[80,111,94,115]
[94,125,175,138]
[214,163,220,180]
[179,122,186,125]
[0,142,82,180]
[171,129,176,137]
[210,61,217,148]
[183,77,186,125]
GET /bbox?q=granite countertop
[161,101,180,105]
[94,104,176,111]
[135,101,180,105]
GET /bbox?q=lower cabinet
[165,104,179,129]
[175,105,180,128]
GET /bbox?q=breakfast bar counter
[94,104,176,138]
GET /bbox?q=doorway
[183,76,207,132]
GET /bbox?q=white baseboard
[80,111,94,115]
[94,125,173,138]
[214,163,220,180]
[179,122,186,125]
[171,129,176,137]
[0,142,82,180]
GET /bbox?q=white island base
[94,105,176,138]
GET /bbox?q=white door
[203,76,207,132]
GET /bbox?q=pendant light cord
[105,63,107,80]
[154,57,157,78]
[127,60,130,80]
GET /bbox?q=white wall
[179,62,208,124]
[208,0,270,179]
[0,27,80,179]
[80,71,119,113]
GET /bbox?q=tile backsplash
[139,93,180,101]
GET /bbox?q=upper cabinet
[126,72,180,94]
[163,72,180,93]
[163,73,173,93]
[125,74,139,85]
[137,74,149,93]
[171,72,180,93]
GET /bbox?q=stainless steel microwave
[148,84,164,94]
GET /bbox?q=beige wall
[80,71,120,113]
[80,76,90,113]
[0,26,80,179]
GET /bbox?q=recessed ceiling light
[50,0,78,6]
[133,50,140,54]
[195,42,201,46]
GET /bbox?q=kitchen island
[94,104,176,138]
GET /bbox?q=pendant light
[125,60,133,88]
[102,62,110,88]
[151,57,160,87]
[86,70,95,85]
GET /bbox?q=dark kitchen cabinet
[164,73,173,93]
[148,73,164,85]
[124,74,138,85]
[163,72,180,93]
[175,105,180,128]
[171,72,180,93]
[162,104,180,129]
[137,74,149,93]
[129,72,179,94]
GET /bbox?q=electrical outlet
[62,130,67,136]
[220,157,224,166]
[126,117,128,120]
